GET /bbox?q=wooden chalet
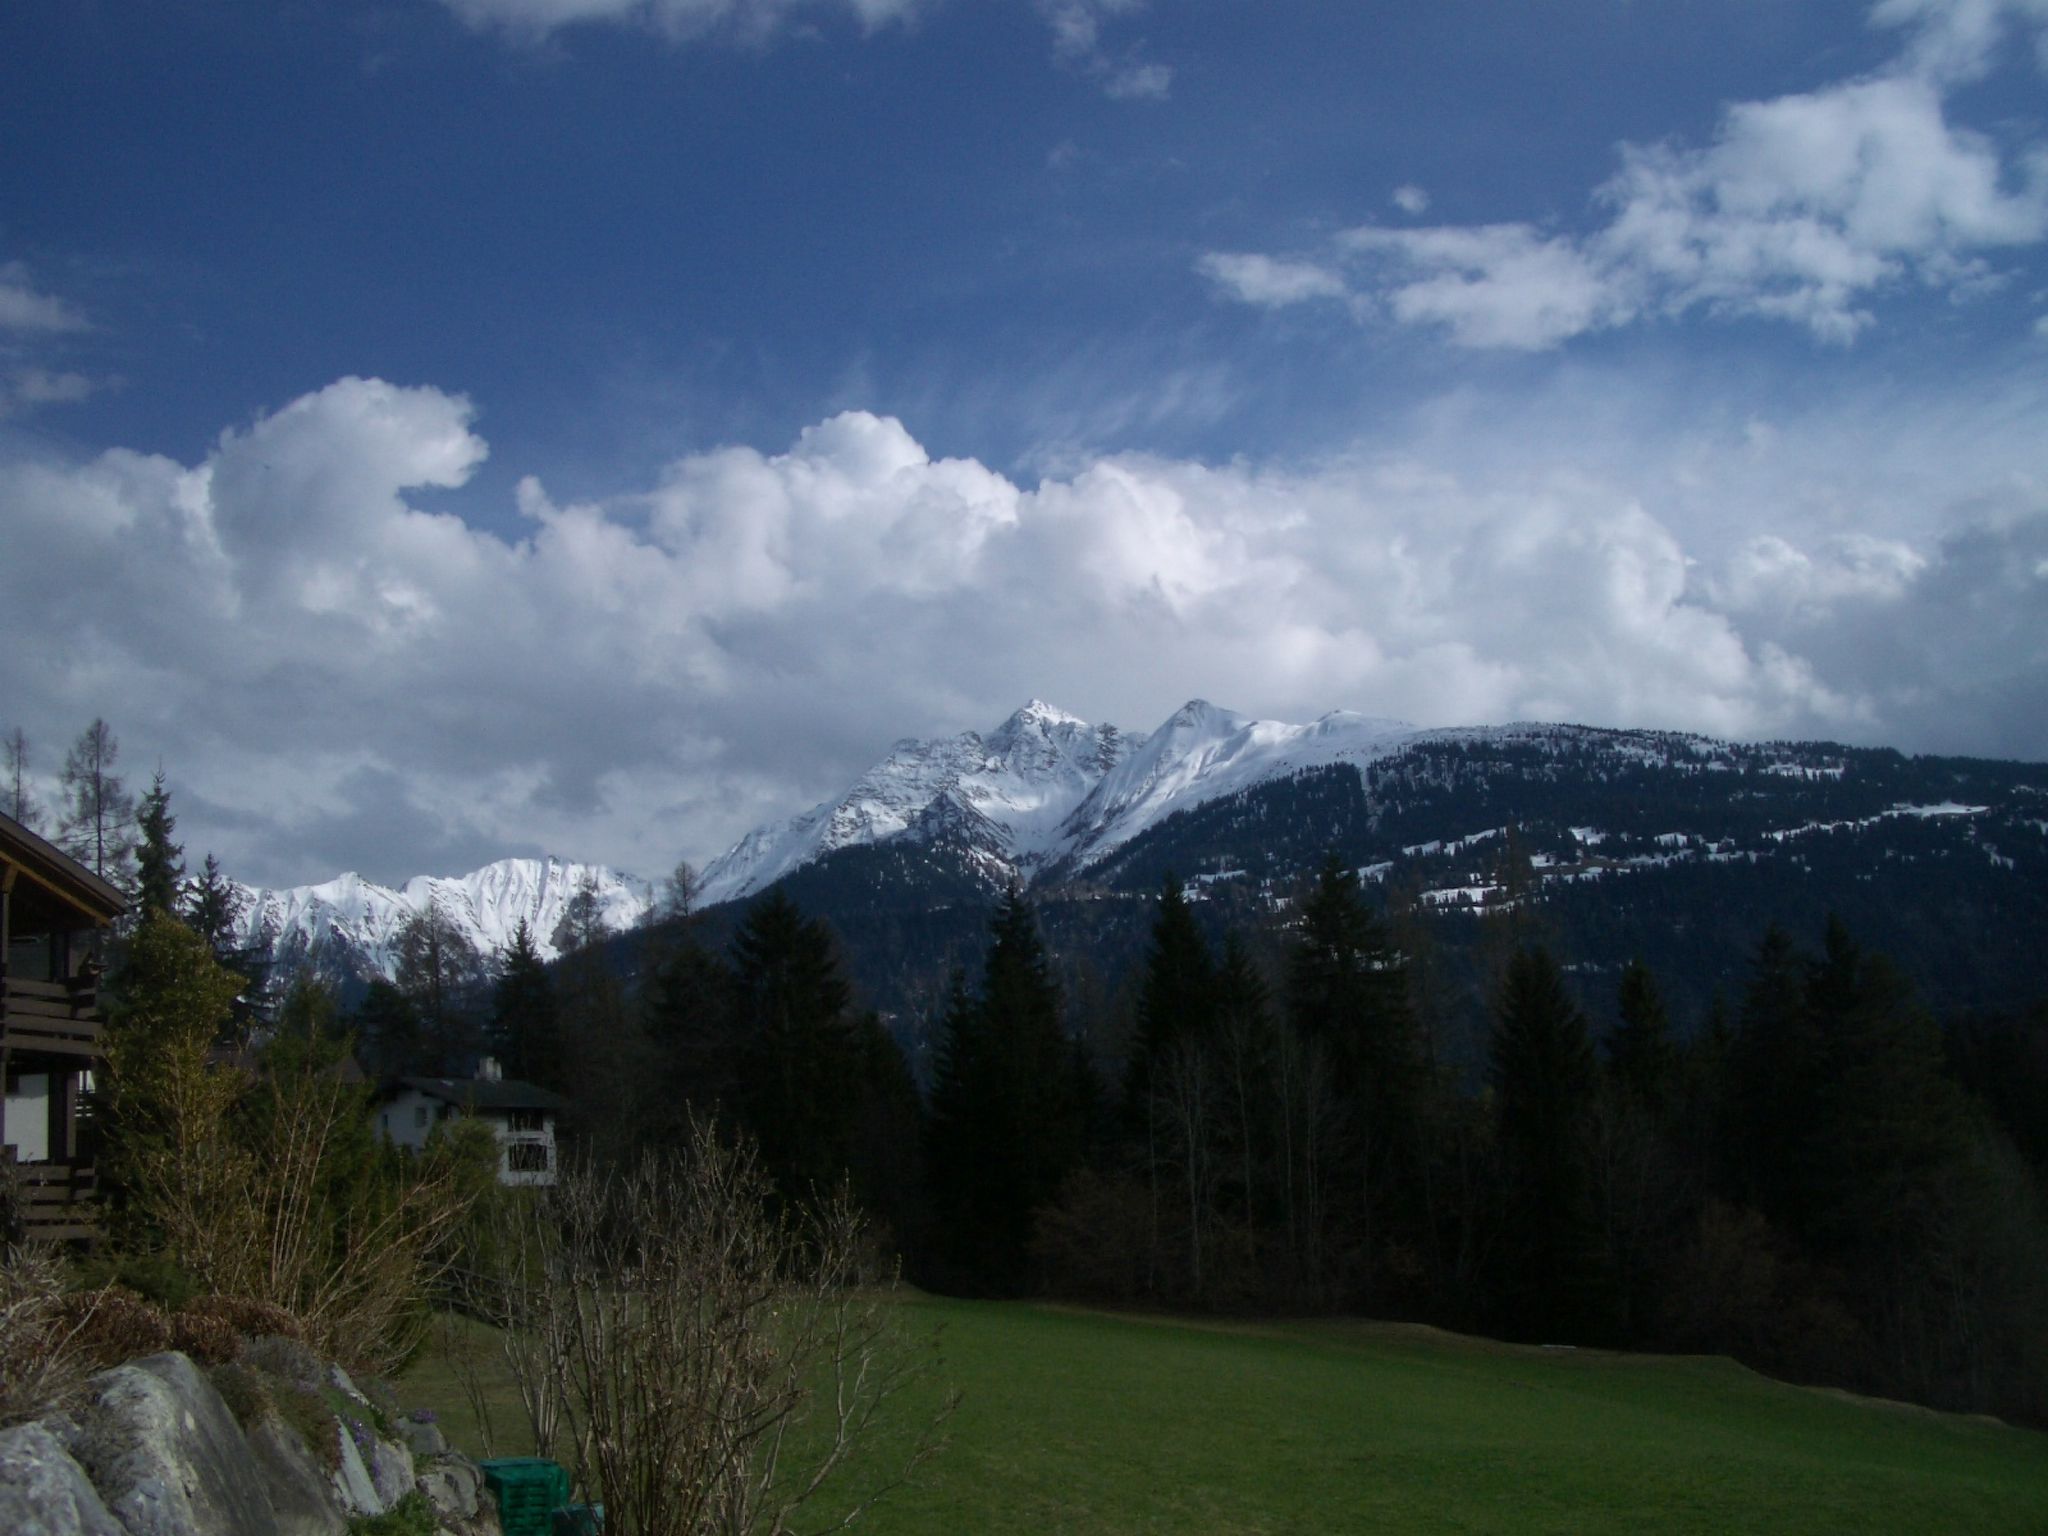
[2,810,125,1242]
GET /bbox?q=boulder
[326,1419,381,1518]
[0,1421,125,1536]
[364,1436,414,1509]
[396,1417,448,1458]
[66,1352,281,1536]
[242,1416,344,1536]
[415,1453,481,1521]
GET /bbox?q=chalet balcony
[3,1153,99,1243]
[1,973,105,1057]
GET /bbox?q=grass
[401,1297,2048,1534]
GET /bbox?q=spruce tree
[491,918,561,1088]
[729,889,861,1199]
[927,887,1082,1292]
[1608,958,1676,1107]
[1126,875,1217,1106]
[184,854,246,962]
[134,770,184,916]
[1489,944,1604,1340]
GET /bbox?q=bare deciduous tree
[465,1118,951,1536]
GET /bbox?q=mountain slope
[230,856,653,989]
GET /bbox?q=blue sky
[3,0,2046,887]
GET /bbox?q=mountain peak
[1000,699,1088,731]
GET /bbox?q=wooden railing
[5,1157,99,1243]
[1,975,103,1056]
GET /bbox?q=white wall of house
[377,1086,450,1153]
[3,1071,51,1162]
[374,1087,557,1186]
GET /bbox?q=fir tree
[133,769,184,916]
[1125,874,1216,1106]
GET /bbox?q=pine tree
[58,718,136,887]
[133,770,185,916]
[354,979,424,1078]
[4,726,40,830]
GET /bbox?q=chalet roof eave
[0,810,128,924]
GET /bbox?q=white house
[376,1057,568,1187]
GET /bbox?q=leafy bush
[206,1360,275,1430]
[347,1491,439,1536]
[170,1307,242,1366]
[181,1293,305,1342]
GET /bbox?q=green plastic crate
[479,1457,573,1536]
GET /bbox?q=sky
[2,0,2046,889]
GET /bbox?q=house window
[508,1108,543,1133]
[507,1142,550,1174]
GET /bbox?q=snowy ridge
[698,698,1423,905]
[231,856,654,984]
[695,701,1143,905]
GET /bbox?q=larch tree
[58,718,136,888]
[4,726,40,830]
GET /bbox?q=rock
[364,1436,414,1509]
[396,1417,447,1457]
[326,1419,381,1518]
[0,1421,125,1536]
[243,1416,344,1536]
[67,1351,281,1536]
[415,1454,480,1521]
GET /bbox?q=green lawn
[402,1298,2048,1534]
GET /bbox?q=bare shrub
[180,1294,306,1343]
[463,1118,952,1536]
[0,1246,97,1426]
[170,1307,243,1366]
[55,1286,173,1369]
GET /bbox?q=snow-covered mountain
[230,856,654,987]
[696,698,1421,906]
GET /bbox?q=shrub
[207,1360,275,1430]
[0,1245,93,1426]
[55,1286,173,1369]
[181,1294,304,1342]
[347,1491,438,1536]
[241,1332,327,1390]
[170,1308,242,1366]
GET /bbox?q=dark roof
[393,1075,571,1113]
[0,810,128,925]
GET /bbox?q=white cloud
[5,375,2041,885]
[1392,184,1430,216]
[1202,3,2048,347]
[0,263,88,334]
[1197,252,1349,308]
[1037,0,1169,99]
[439,0,925,42]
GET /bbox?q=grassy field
[402,1297,2048,1534]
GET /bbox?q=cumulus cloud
[1197,253,1350,308]
[4,374,2042,885]
[1202,1,2048,347]
[1391,185,1430,216]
